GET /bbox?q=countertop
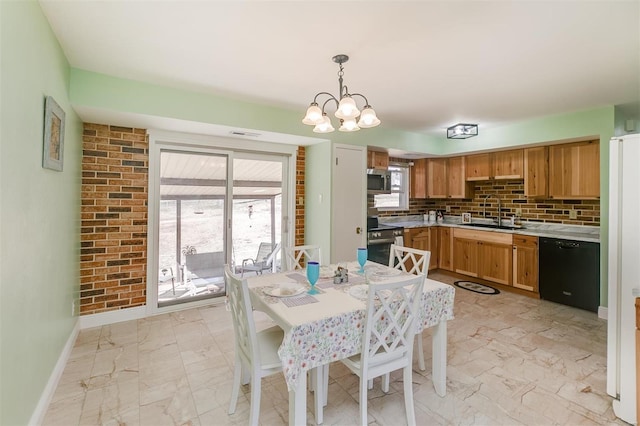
[379,215,600,243]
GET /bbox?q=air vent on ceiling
[229,131,261,137]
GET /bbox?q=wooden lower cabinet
[453,237,479,277]
[405,227,438,271]
[512,235,539,292]
[438,227,453,271]
[453,228,513,285]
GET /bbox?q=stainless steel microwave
[367,169,392,194]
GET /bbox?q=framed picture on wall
[42,95,65,171]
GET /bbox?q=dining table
[246,260,455,425]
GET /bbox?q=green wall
[0,1,82,424]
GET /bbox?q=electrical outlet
[515,208,522,217]
[569,210,578,220]
[445,206,451,213]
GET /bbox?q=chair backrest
[283,244,322,270]
[262,243,281,271]
[225,265,259,366]
[388,244,431,276]
[361,274,425,373]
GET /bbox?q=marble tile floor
[43,271,628,426]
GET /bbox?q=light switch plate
[515,208,522,216]
[569,210,578,219]
[445,206,451,213]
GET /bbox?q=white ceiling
[40,0,639,137]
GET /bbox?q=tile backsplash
[373,180,599,227]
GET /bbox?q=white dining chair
[388,244,431,381]
[339,273,425,426]
[225,266,325,425]
[283,244,322,271]
[226,265,284,426]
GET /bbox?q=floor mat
[454,280,500,295]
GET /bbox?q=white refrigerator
[607,133,639,425]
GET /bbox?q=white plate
[264,286,306,298]
[349,285,369,300]
[373,269,402,277]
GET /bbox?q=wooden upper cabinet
[465,150,523,181]
[493,149,523,179]
[466,153,491,181]
[367,150,389,169]
[448,156,473,199]
[427,158,448,198]
[548,140,600,199]
[410,158,427,199]
[524,146,548,198]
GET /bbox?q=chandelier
[302,54,380,133]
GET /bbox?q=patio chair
[239,242,280,278]
[388,244,431,380]
[283,244,322,271]
[339,273,425,426]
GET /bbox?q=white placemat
[281,295,319,307]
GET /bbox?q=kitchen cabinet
[465,150,523,181]
[548,140,599,199]
[493,149,523,179]
[438,227,453,271]
[405,227,438,271]
[466,153,491,181]
[524,146,548,198]
[453,228,513,285]
[513,235,538,292]
[427,157,472,199]
[426,158,448,198]
[367,150,389,169]
[448,156,472,198]
[410,158,427,199]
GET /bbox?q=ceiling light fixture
[447,123,478,139]
[302,54,380,133]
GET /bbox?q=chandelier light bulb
[339,118,360,132]
[313,114,335,133]
[335,96,360,120]
[357,107,380,128]
[302,103,323,125]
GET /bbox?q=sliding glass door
[149,141,290,310]
[157,151,229,307]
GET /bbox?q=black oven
[367,218,404,265]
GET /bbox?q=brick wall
[374,158,600,226]
[80,124,148,315]
[295,146,305,246]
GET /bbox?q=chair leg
[382,373,390,393]
[228,355,242,414]
[249,369,261,426]
[359,376,368,426]
[416,332,426,371]
[403,366,416,426]
[367,378,373,390]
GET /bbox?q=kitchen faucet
[482,194,502,226]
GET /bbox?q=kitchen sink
[462,223,524,230]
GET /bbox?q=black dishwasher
[538,237,600,312]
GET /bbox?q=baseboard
[598,306,608,320]
[28,318,80,426]
[79,306,147,329]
